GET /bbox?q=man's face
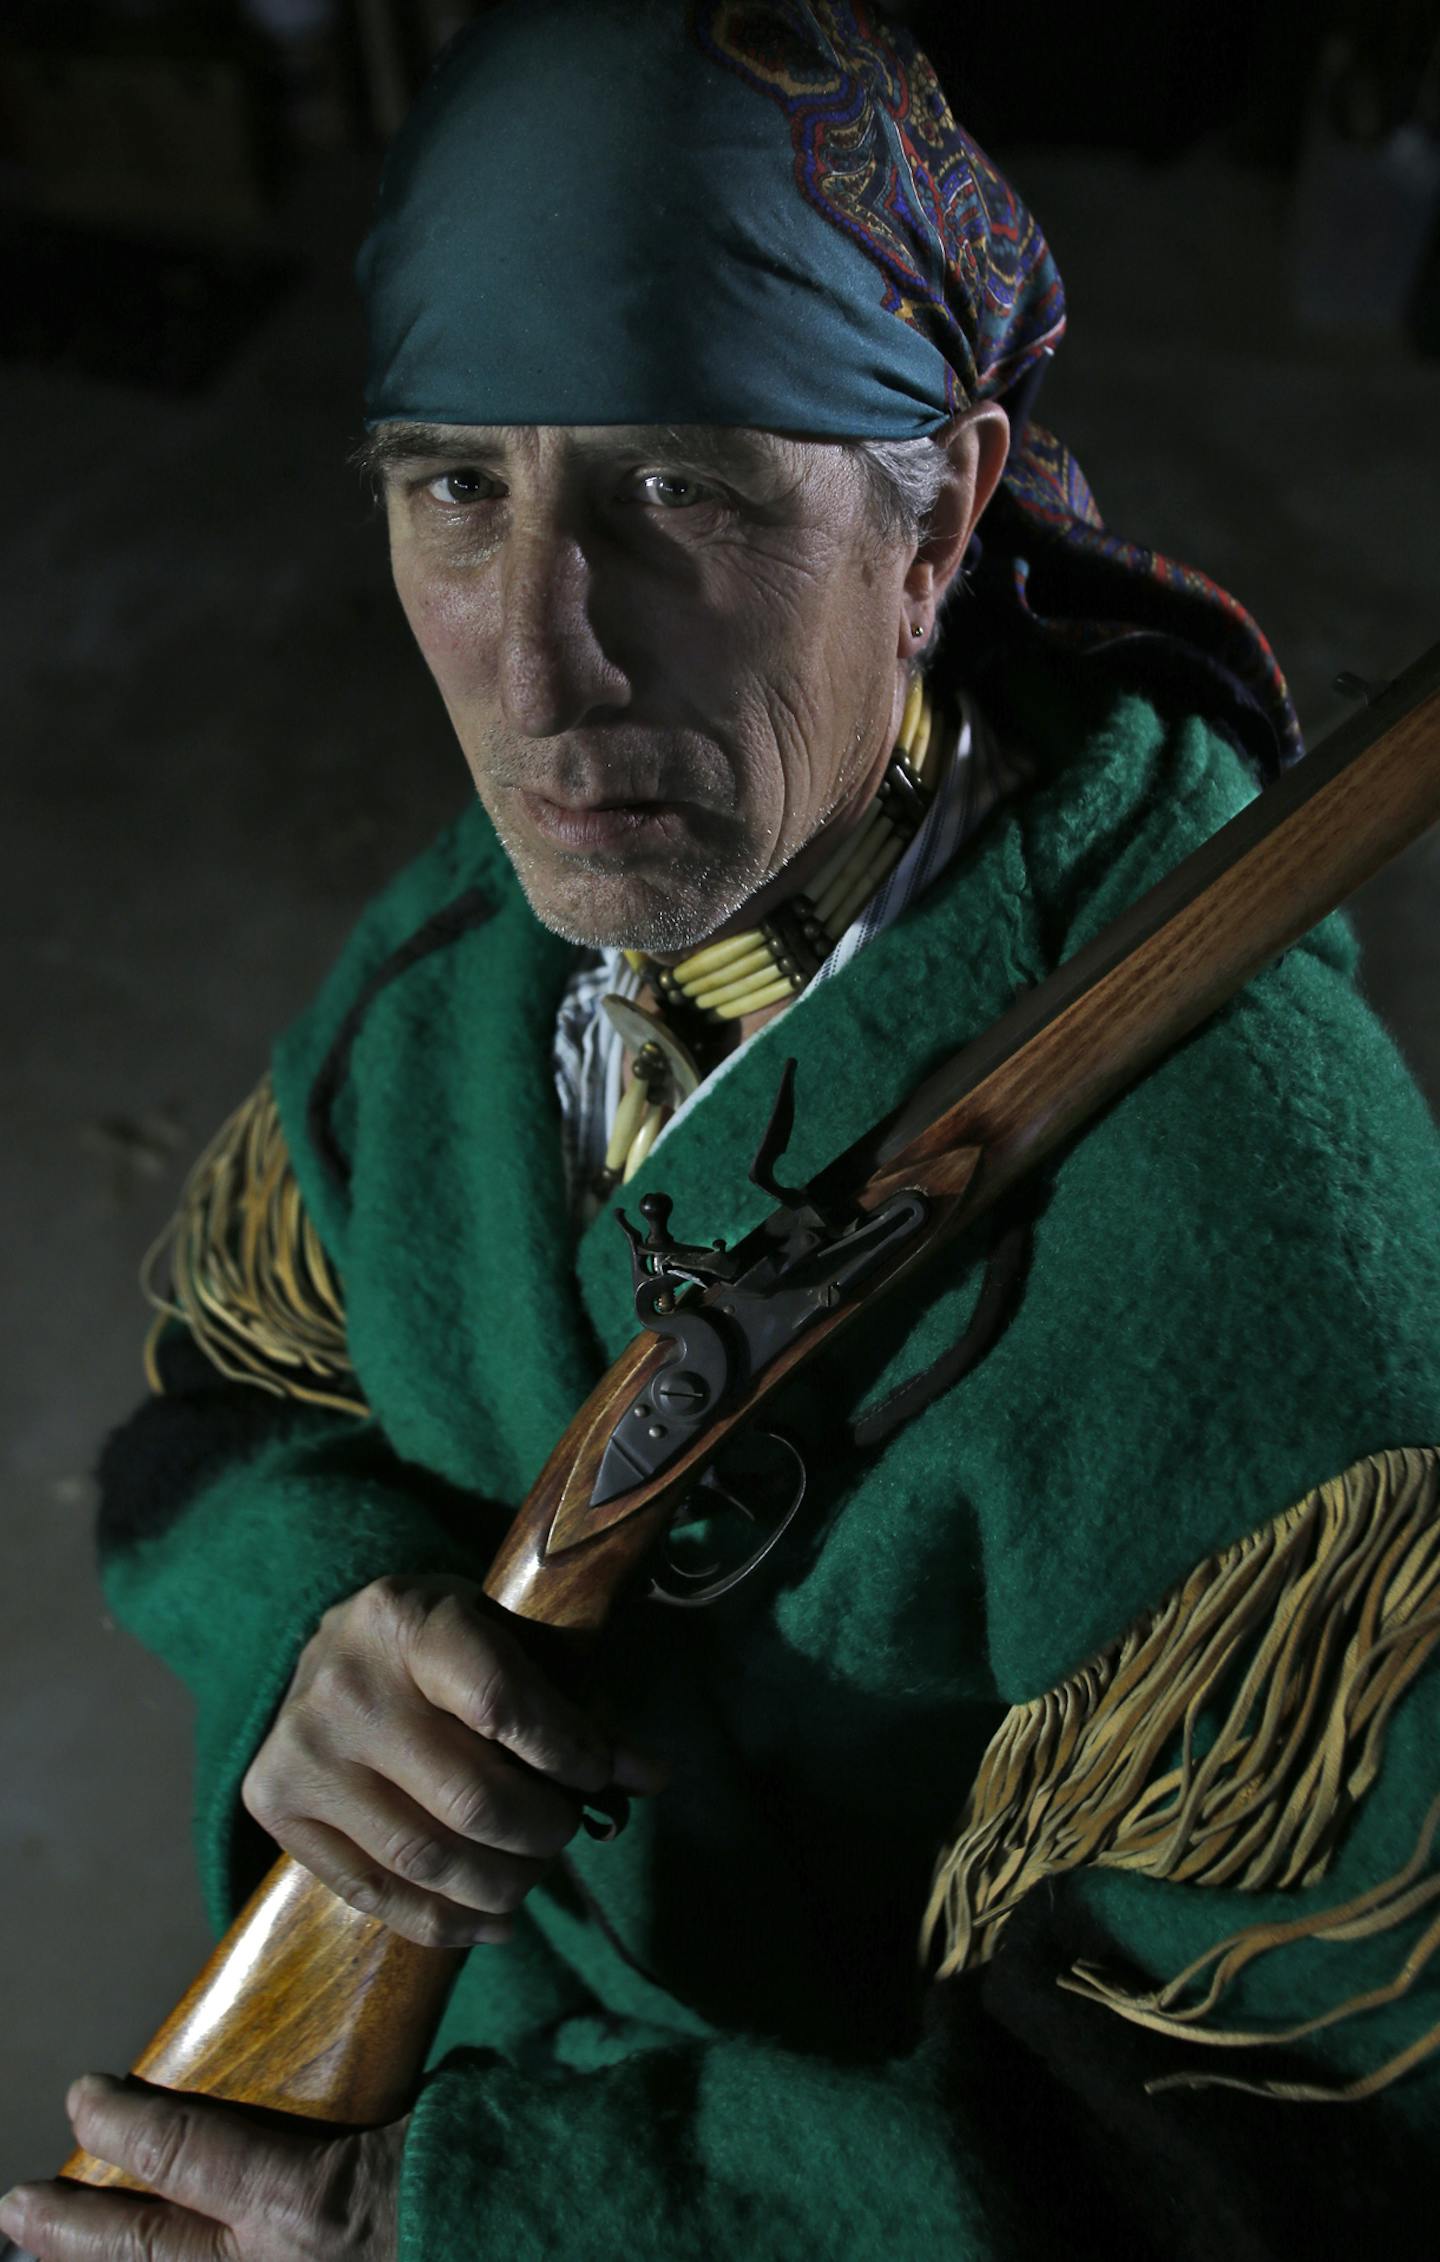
[378,424,915,954]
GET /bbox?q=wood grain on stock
[60,642,1440,2191]
[61,1861,461,2188]
[60,1160,995,2194]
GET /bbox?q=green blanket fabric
[101,675,1440,2258]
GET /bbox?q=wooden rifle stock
[64,643,1440,2188]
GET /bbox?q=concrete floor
[2,145,1437,2189]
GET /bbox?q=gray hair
[846,433,953,545]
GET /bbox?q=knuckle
[420,1592,500,1687]
[130,2207,177,2262]
[364,1574,433,1646]
[315,1592,355,1641]
[336,1867,386,1919]
[464,1657,516,1741]
[384,1826,454,1889]
[436,1771,496,1841]
[130,2105,192,2193]
[127,2199,183,2262]
[421,1588,474,1641]
[307,1645,377,1725]
[242,1749,332,1841]
[240,1754,274,1825]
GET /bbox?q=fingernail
[67,2071,113,2116]
[0,2187,27,2230]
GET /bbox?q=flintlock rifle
[62,640,1440,2191]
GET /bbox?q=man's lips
[518,788,687,851]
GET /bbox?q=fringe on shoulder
[142,1073,370,1419]
[922,1446,1440,2100]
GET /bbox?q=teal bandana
[357,0,1301,775]
[355,0,1053,438]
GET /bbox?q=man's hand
[0,2074,405,2260]
[241,1573,661,1947]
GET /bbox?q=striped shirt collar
[553,690,1030,1222]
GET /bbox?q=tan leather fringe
[142,1075,369,1419]
[922,1447,1440,2100]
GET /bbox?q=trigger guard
[648,1429,808,1608]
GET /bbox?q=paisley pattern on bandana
[1000,424,1297,763]
[692,0,1301,771]
[694,0,1064,414]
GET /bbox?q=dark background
[2,0,1438,2192]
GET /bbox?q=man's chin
[508,846,760,957]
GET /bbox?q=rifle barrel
[863,641,1440,1206]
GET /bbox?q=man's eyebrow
[352,423,788,483]
[352,424,499,480]
[635,425,787,478]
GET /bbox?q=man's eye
[425,469,494,505]
[632,471,716,509]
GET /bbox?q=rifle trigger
[647,1429,809,1608]
[581,1786,631,1841]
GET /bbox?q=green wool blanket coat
[101,679,1440,2258]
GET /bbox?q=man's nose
[498,523,631,738]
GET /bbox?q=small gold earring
[910,622,925,639]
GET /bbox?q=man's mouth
[518,789,686,852]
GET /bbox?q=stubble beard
[493,809,775,955]
[478,690,891,955]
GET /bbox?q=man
[5,3,1438,2257]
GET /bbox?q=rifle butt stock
[60,1861,461,2188]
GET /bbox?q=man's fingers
[276,1814,520,1948]
[381,1713,583,1857]
[244,1573,668,1919]
[0,2073,261,2258]
[67,2072,311,2222]
[0,2178,228,2262]
[250,1729,571,1912]
[404,1592,620,1792]
[331,1768,554,1918]
[3,2085,409,2262]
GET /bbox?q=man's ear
[901,402,1010,639]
